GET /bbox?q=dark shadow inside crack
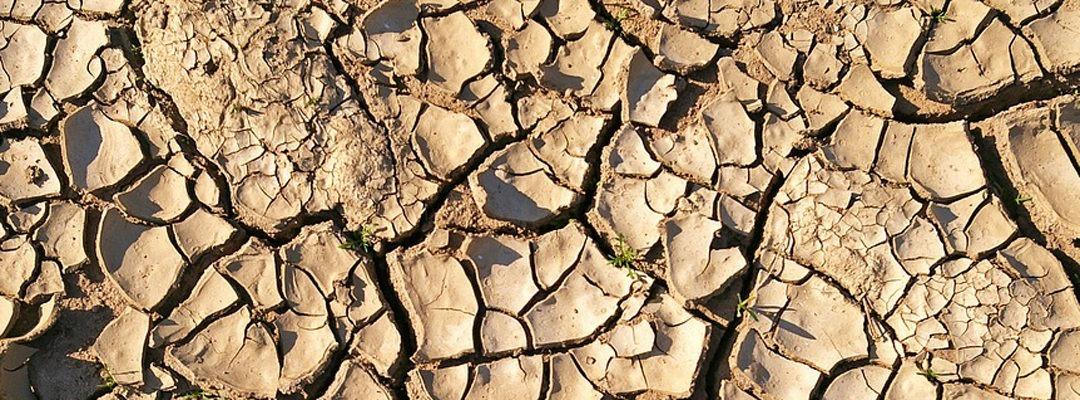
[968,126,1048,245]
[807,356,877,400]
[32,2,1080,399]
[657,75,711,132]
[26,262,118,400]
[888,70,1071,124]
[1052,248,1080,310]
[701,164,788,395]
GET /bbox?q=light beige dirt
[1,0,1080,398]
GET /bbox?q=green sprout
[602,2,636,31]
[603,17,619,31]
[304,96,321,114]
[916,367,936,379]
[178,389,220,399]
[607,235,642,279]
[930,8,953,23]
[1015,194,1033,205]
[95,371,117,392]
[916,366,948,381]
[607,235,636,268]
[340,225,377,253]
[736,293,759,322]
[612,6,631,21]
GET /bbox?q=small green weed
[930,8,953,23]
[1015,194,1033,205]
[340,225,377,253]
[602,2,637,32]
[612,6,632,21]
[916,366,951,382]
[607,235,636,268]
[178,389,220,399]
[916,367,937,379]
[95,371,117,392]
[603,17,620,31]
[736,293,759,322]
[607,235,642,279]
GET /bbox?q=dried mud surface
[1,0,1080,398]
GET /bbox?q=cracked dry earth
[2,0,1080,399]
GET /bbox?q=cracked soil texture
[1,0,1080,398]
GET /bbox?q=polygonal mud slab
[97,208,188,311]
[406,292,712,399]
[161,222,400,397]
[9,0,1080,398]
[389,222,650,362]
[0,139,60,204]
[61,105,144,192]
[977,96,1080,261]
